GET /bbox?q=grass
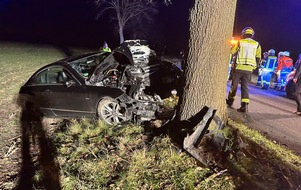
[0,42,66,158]
[0,42,91,190]
[0,42,301,190]
[54,119,235,190]
[228,119,301,171]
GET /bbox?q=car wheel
[97,97,128,125]
[285,79,294,98]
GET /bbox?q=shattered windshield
[69,52,109,78]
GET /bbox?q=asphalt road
[226,80,301,156]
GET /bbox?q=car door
[39,66,94,117]
[19,84,51,115]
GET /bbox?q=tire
[97,97,129,125]
[285,80,295,98]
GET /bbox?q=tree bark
[179,0,237,122]
[119,25,124,44]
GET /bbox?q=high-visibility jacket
[261,55,277,69]
[275,56,293,72]
[103,47,112,53]
[230,38,261,72]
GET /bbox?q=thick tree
[179,0,237,123]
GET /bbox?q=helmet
[283,51,290,57]
[268,49,275,56]
[103,42,108,48]
[278,51,284,57]
[263,51,269,58]
[241,27,255,37]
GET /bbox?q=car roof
[60,51,100,63]
[56,40,153,67]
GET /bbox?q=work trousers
[295,84,301,112]
[228,69,252,103]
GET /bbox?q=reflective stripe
[235,39,259,67]
[265,56,277,68]
[235,64,253,71]
[241,98,249,103]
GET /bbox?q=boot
[226,99,234,107]
[237,102,248,112]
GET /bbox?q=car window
[29,66,71,85]
[69,52,112,79]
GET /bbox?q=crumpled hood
[113,39,152,66]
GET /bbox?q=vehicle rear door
[40,66,93,117]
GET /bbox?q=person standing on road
[256,49,277,86]
[294,53,301,70]
[273,51,293,90]
[226,27,262,112]
[293,57,301,115]
[270,51,283,89]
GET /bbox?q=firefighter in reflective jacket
[100,42,112,53]
[273,51,293,90]
[256,49,278,88]
[226,27,262,112]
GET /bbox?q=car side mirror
[65,80,76,87]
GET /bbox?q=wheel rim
[100,101,127,125]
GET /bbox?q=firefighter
[100,42,112,53]
[256,49,277,86]
[270,51,283,88]
[273,51,293,90]
[96,42,112,64]
[226,27,262,112]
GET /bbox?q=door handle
[45,89,52,93]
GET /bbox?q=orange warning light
[230,37,239,46]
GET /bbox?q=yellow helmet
[241,27,255,37]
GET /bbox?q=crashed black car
[18,40,183,125]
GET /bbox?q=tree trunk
[119,25,125,44]
[179,0,237,122]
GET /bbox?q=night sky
[1,0,301,59]
[0,0,192,53]
[235,0,301,60]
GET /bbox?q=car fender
[83,86,127,112]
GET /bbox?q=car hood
[88,40,157,84]
[109,39,153,66]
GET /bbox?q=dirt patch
[193,126,301,190]
[0,108,22,189]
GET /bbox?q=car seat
[57,71,68,83]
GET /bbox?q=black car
[18,40,183,125]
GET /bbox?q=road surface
[226,81,301,156]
